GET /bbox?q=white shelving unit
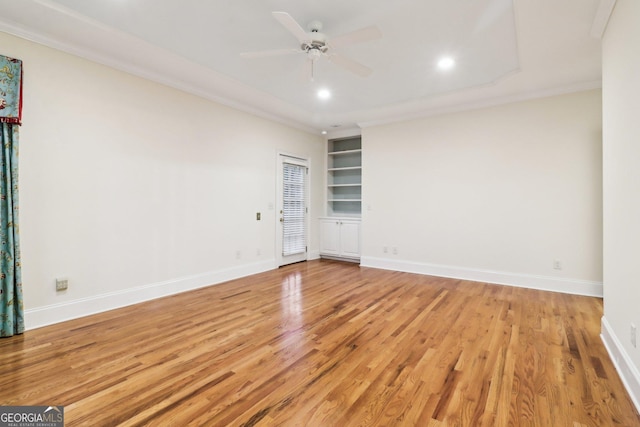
[327,137,362,217]
[321,136,362,262]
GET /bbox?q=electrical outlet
[56,278,68,292]
[383,246,388,254]
[392,247,398,255]
[236,250,242,260]
[631,323,637,348]
[256,212,261,221]
[553,260,562,270]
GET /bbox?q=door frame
[276,152,310,267]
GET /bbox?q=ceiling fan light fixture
[308,48,323,61]
[437,56,456,71]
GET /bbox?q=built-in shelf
[328,149,362,156]
[327,136,362,217]
[328,166,362,171]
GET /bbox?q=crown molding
[0,14,319,135]
[2,16,601,134]
[357,80,602,129]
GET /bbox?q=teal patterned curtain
[0,123,23,336]
[0,54,24,337]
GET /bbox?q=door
[339,220,361,258]
[319,219,340,256]
[276,155,309,266]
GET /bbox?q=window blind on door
[282,162,307,256]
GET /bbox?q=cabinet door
[340,221,361,258]
[320,220,340,256]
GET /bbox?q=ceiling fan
[241,12,382,81]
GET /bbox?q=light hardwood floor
[1,260,639,426]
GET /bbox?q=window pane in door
[283,163,306,256]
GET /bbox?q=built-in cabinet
[319,218,361,261]
[320,136,362,262]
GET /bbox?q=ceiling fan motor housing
[302,30,328,59]
[302,40,328,52]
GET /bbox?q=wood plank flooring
[1,260,639,426]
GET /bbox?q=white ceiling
[0,0,604,133]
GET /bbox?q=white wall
[361,90,603,295]
[601,0,640,410]
[0,32,324,329]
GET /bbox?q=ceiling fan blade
[240,48,301,59]
[272,11,308,44]
[328,53,373,77]
[328,26,382,49]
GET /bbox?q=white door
[319,219,340,256]
[339,220,361,258]
[276,155,309,266]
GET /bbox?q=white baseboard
[360,256,603,297]
[601,316,640,414]
[25,259,277,331]
[319,254,360,263]
[308,249,321,261]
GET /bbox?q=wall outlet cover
[56,278,68,291]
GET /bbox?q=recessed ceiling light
[437,57,455,71]
[317,89,331,100]
[321,130,327,135]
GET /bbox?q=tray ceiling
[0,0,603,133]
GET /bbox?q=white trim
[320,255,361,264]
[308,249,321,261]
[360,256,603,297]
[601,316,640,414]
[24,260,276,331]
[590,0,618,39]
